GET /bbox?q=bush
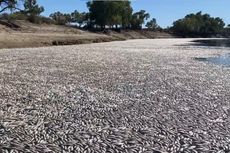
[0,13,10,20]
[27,15,56,24]
[9,12,28,20]
[0,12,28,21]
[40,16,55,24]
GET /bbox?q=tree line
[50,1,160,30]
[172,11,226,37]
[0,0,229,36]
[0,0,160,30]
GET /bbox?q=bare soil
[0,20,174,49]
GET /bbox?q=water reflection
[193,39,230,47]
[195,54,230,67]
[193,39,230,66]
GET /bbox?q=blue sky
[35,0,230,28]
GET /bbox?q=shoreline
[0,20,174,49]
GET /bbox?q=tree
[50,11,65,25]
[131,10,150,29]
[224,24,230,35]
[87,1,107,29]
[71,10,88,27]
[23,0,44,15]
[87,0,133,29]
[23,0,44,22]
[64,13,71,24]
[146,18,159,30]
[120,1,132,28]
[172,12,225,37]
[50,11,71,25]
[0,0,19,13]
[106,1,122,28]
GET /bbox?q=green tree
[172,12,225,37]
[64,13,71,24]
[87,1,107,29]
[131,10,150,29]
[120,1,132,28]
[146,18,159,30]
[71,10,88,27]
[50,11,65,25]
[23,0,44,15]
[87,0,132,29]
[224,24,230,36]
[106,1,122,28]
[23,0,44,22]
[50,11,71,25]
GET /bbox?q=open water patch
[192,39,230,47]
[194,53,230,67]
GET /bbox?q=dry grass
[0,20,174,49]
[0,20,120,49]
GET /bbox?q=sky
[35,0,230,28]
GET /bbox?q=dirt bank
[0,20,174,49]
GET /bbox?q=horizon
[30,0,230,28]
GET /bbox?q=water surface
[193,39,230,47]
[193,39,230,66]
[195,54,230,67]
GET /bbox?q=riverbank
[0,20,174,49]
